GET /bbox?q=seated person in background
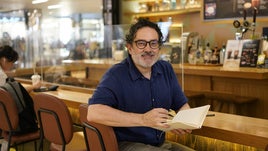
[0,45,41,91]
[0,45,41,150]
[87,19,194,151]
[67,39,88,60]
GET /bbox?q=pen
[206,113,215,117]
[168,109,176,117]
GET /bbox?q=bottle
[195,40,204,64]
[211,43,219,64]
[219,43,226,64]
[204,43,212,64]
[170,0,177,9]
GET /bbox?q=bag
[1,78,38,134]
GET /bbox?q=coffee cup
[31,74,41,86]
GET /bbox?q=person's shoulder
[155,60,173,69]
[107,59,128,74]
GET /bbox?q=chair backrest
[33,93,74,145]
[0,88,19,131]
[79,104,119,151]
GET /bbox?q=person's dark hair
[0,45,19,62]
[75,39,85,47]
[125,19,163,45]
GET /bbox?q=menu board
[240,39,260,67]
[203,0,268,21]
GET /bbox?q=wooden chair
[0,88,39,151]
[33,93,86,151]
[79,104,118,151]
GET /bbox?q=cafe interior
[0,0,268,150]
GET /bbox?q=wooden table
[38,88,268,149]
[41,89,91,109]
[193,111,268,149]
[21,81,268,149]
[21,82,92,109]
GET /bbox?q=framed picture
[223,40,243,69]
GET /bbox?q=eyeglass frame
[133,40,162,49]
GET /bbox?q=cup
[31,74,41,86]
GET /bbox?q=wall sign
[203,0,268,21]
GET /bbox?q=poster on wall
[223,39,261,69]
[223,40,243,69]
[240,39,261,67]
[203,0,268,21]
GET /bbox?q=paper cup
[31,74,41,86]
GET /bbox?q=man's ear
[126,44,132,53]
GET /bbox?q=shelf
[125,7,201,17]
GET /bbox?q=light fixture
[48,4,62,9]
[32,0,48,4]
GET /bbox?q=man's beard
[132,51,159,68]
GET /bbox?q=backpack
[1,78,38,134]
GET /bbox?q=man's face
[127,27,160,69]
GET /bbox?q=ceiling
[0,0,103,18]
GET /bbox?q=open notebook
[160,105,210,131]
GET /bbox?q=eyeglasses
[134,40,160,49]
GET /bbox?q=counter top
[62,59,268,80]
[21,80,268,149]
[193,111,268,149]
[172,63,268,79]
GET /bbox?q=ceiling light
[48,4,62,9]
[32,0,48,4]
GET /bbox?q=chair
[33,93,86,151]
[0,88,39,151]
[79,103,118,151]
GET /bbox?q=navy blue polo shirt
[88,56,188,146]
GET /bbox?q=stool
[202,91,258,116]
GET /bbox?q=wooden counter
[193,111,268,149]
[40,89,91,109]
[21,81,268,150]
[14,59,268,119]
[20,80,92,109]
[173,64,268,80]
[61,59,268,119]
[62,59,268,80]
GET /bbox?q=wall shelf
[125,7,201,17]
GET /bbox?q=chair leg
[82,127,89,151]
[7,133,12,151]
[62,145,66,151]
[34,140,37,151]
[38,135,44,151]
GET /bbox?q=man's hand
[142,108,170,129]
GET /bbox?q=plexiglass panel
[0,11,184,89]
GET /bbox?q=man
[87,19,194,151]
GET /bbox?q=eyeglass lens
[134,40,160,49]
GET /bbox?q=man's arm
[178,103,191,111]
[87,104,171,129]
